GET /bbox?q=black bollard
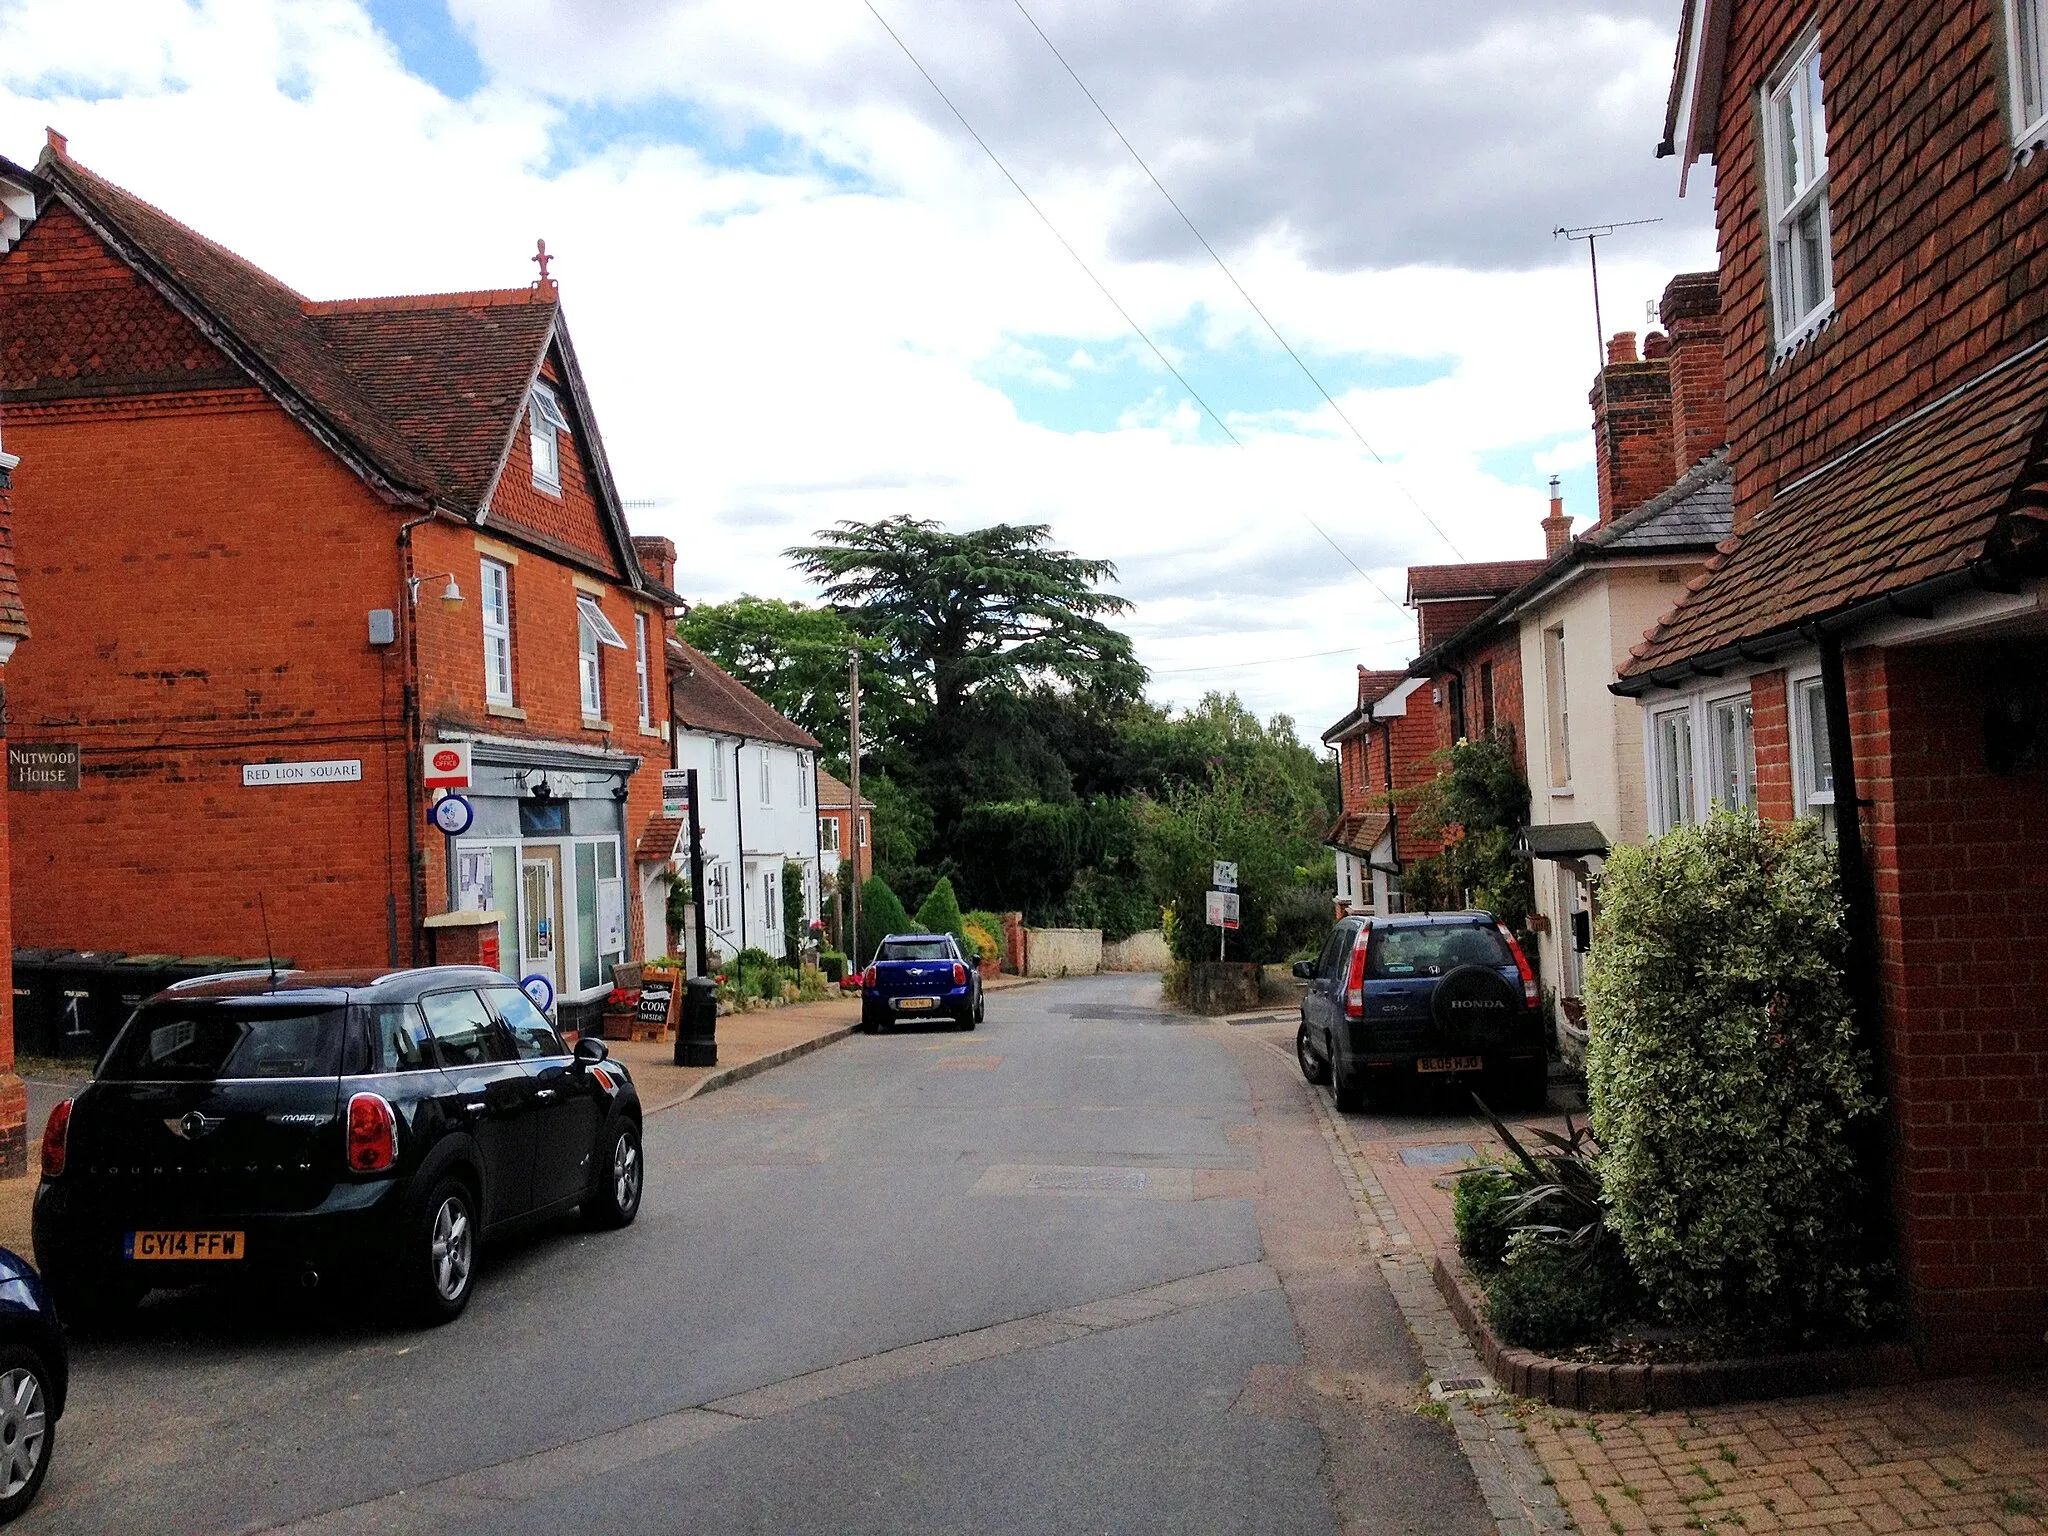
[675,976,718,1067]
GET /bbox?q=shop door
[521,849,563,994]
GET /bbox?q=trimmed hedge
[1585,810,1882,1338]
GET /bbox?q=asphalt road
[20,975,1495,1535]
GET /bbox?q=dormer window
[2006,0,2048,148]
[528,383,569,495]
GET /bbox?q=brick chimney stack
[1659,270,1725,480]
[631,535,679,612]
[1541,475,1573,557]
[1590,328,1676,525]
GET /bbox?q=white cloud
[0,0,1716,739]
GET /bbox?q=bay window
[1790,672,1839,839]
[1651,705,1697,833]
[1708,693,1757,811]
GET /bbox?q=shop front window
[574,840,627,991]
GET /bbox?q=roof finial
[44,127,67,160]
[531,238,555,295]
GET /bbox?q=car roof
[880,933,954,944]
[1353,911,1497,929]
[154,965,515,1006]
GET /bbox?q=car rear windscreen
[878,940,952,962]
[100,1003,347,1081]
[1367,925,1511,979]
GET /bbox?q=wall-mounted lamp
[408,572,464,608]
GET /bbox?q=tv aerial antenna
[1554,218,1664,367]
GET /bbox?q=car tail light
[1498,923,1540,1008]
[39,1100,70,1179]
[951,962,967,986]
[1344,928,1370,1020]
[347,1092,397,1173]
[862,966,877,988]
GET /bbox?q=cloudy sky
[0,0,1715,738]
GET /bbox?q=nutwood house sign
[8,744,78,792]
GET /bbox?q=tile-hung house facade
[665,639,822,969]
[1628,0,2048,1367]
[0,139,683,1035]
[1321,667,1434,915]
[1406,560,1549,768]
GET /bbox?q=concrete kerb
[1283,1038,1571,1536]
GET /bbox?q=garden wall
[1101,929,1170,972]
[1024,928,1102,977]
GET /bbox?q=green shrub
[781,864,807,961]
[855,877,914,966]
[1586,810,1882,1338]
[915,876,967,946]
[1453,1167,1518,1270]
[1483,1232,1619,1351]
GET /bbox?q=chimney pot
[1606,331,1639,365]
[1642,330,1670,359]
[1541,477,1573,558]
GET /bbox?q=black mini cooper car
[32,966,643,1326]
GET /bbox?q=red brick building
[0,137,683,1035]
[1625,0,2048,1366]
[0,160,33,1172]
[1322,667,1432,914]
[1406,560,1548,772]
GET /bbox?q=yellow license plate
[1416,1056,1485,1074]
[896,997,937,1010]
[126,1230,245,1261]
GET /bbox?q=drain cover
[1027,1169,1147,1192]
[1399,1143,1479,1168]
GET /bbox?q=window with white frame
[577,595,626,719]
[857,814,868,848]
[798,754,811,808]
[634,613,651,730]
[763,871,780,946]
[1707,692,1757,811]
[528,383,570,494]
[820,815,840,853]
[1790,673,1839,839]
[480,558,513,705]
[707,860,731,934]
[1544,625,1572,788]
[708,742,728,801]
[1763,33,1834,346]
[758,748,773,806]
[2007,0,2048,145]
[1651,704,1698,834]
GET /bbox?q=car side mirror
[1291,960,1316,980]
[573,1036,609,1065]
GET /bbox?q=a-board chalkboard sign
[636,974,679,1030]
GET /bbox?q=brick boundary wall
[1431,1252,1921,1412]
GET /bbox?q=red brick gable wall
[3,391,411,969]
[1712,0,2048,531]
[0,203,244,400]
[485,355,624,578]
[1416,597,1496,652]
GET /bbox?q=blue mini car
[858,934,983,1032]
[0,1245,65,1524]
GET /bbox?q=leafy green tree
[1140,770,1333,965]
[677,596,899,765]
[855,876,914,967]
[786,517,1144,726]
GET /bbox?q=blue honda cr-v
[1293,911,1545,1112]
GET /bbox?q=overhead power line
[857,0,1407,614]
[1008,0,1466,563]
[1152,644,1364,675]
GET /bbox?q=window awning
[578,594,627,649]
[1518,822,1610,861]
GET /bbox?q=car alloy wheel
[611,1130,643,1217]
[1296,1021,1330,1085]
[0,1365,46,1500]
[430,1193,473,1305]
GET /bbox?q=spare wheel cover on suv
[1430,964,1520,1051]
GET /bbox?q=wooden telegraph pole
[848,646,862,966]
